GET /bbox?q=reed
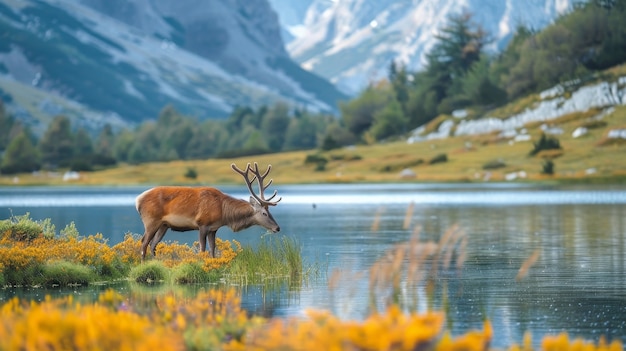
[367,211,468,313]
[516,248,542,281]
[225,235,307,286]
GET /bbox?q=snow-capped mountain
[269,0,585,95]
[0,0,346,134]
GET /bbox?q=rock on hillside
[408,76,626,142]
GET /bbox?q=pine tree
[39,115,74,168]
[1,131,40,174]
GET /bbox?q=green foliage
[60,222,80,239]
[304,153,328,171]
[529,133,562,156]
[1,130,41,174]
[380,158,424,173]
[184,167,198,180]
[369,100,408,141]
[429,153,448,165]
[482,159,507,170]
[41,260,94,287]
[129,261,168,284]
[171,262,220,284]
[2,261,45,287]
[226,236,304,285]
[0,213,55,241]
[322,122,356,150]
[0,100,14,151]
[542,159,556,175]
[340,86,391,137]
[39,115,75,168]
[261,103,290,152]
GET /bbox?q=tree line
[1,0,625,174]
[0,101,341,173]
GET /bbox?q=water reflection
[1,184,625,347]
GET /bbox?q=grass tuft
[129,261,169,284]
[41,260,94,287]
[171,262,221,284]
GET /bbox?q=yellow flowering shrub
[111,233,241,271]
[0,233,121,280]
[226,306,445,351]
[151,237,241,271]
[436,321,493,351]
[112,233,143,265]
[0,294,184,351]
[0,289,622,351]
[540,333,622,351]
[0,227,242,286]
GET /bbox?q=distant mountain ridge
[0,0,346,135]
[269,0,585,94]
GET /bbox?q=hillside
[0,0,346,135]
[3,99,625,186]
[270,0,581,94]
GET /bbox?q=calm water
[1,183,625,347]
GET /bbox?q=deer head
[231,162,281,232]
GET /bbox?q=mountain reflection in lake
[1,183,625,348]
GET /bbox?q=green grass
[129,261,169,284]
[41,261,94,287]
[225,236,312,286]
[172,262,221,284]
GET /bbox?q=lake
[1,183,625,348]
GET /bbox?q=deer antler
[231,162,282,206]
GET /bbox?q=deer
[135,162,281,260]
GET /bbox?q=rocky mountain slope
[270,0,584,94]
[0,0,346,135]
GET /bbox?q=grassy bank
[0,213,307,288]
[2,106,625,186]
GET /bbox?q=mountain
[269,0,585,95]
[0,0,347,135]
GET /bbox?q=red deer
[135,162,281,260]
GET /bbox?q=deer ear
[249,196,261,207]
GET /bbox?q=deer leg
[141,222,161,261]
[199,227,208,252]
[207,230,217,258]
[150,225,169,257]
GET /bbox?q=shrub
[542,160,555,175]
[429,153,448,165]
[329,154,362,161]
[529,133,561,156]
[482,159,507,170]
[41,260,94,287]
[184,167,198,179]
[304,153,328,171]
[380,159,424,173]
[129,261,168,284]
[0,213,55,241]
[60,221,80,239]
